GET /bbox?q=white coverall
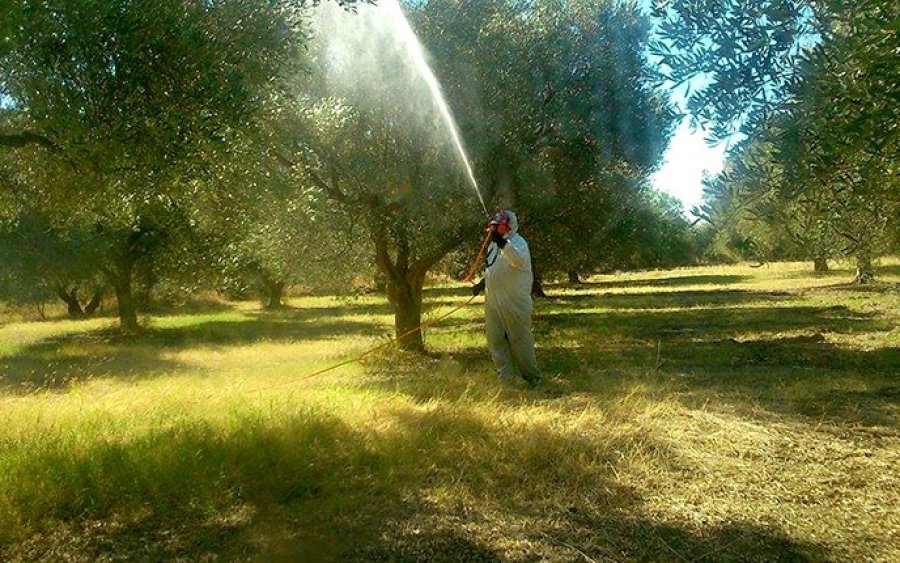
[483,211,541,383]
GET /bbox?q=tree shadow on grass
[250,300,397,321]
[819,280,900,294]
[546,301,898,429]
[635,337,897,428]
[349,515,828,562]
[422,284,477,300]
[0,342,185,393]
[569,273,751,290]
[379,296,897,429]
[535,303,885,341]
[551,513,829,562]
[780,262,900,281]
[0,316,379,393]
[0,288,477,394]
[541,288,794,311]
[220,293,466,323]
[1,402,833,561]
[139,298,395,327]
[134,316,380,348]
[874,263,900,278]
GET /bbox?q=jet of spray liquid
[384,1,489,217]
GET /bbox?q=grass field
[1,260,898,561]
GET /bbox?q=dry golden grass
[0,259,897,561]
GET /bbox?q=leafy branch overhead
[660,0,898,281]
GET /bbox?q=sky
[640,0,731,217]
[650,118,729,216]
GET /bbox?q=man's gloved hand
[472,278,485,296]
[490,228,508,248]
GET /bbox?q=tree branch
[410,221,474,279]
[276,152,352,206]
[367,197,398,282]
[0,130,58,151]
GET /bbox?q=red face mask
[488,211,511,233]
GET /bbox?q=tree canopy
[0,0,309,327]
[3,0,890,342]
[658,0,899,280]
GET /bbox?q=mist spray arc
[386,0,488,217]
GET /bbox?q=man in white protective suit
[472,210,542,386]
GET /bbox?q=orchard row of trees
[654,0,898,281]
[1,0,700,350]
[9,0,891,349]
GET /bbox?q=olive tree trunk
[369,205,467,354]
[110,265,139,330]
[854,251,875,284]
[102,237,141,331]
[813,256,829,273]
[255,266,286,309]
[568,268,582,284]
[263,278,286,310]
[531,267,547,298]
[387,271,426,352]
[56,286,85,318]
[84,288,103,316]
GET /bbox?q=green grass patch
[1,261,898,560]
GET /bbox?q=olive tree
[416,0,675,285]
[0,0,310,328]
[654,0,899,281]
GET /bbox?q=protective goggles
[488,211,510,229]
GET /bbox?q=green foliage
[0,0,760,329]
[652,0,820,139]
[629,189,698,268]
[0,211,102,311]
[523,171,697,275]
[216,173,371,304]
[661,0,899,279]
[286,0,677,347]
[0,0,312,325]
[2,0,304,167]
[416,0,677,279]
[776,1,899,280]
